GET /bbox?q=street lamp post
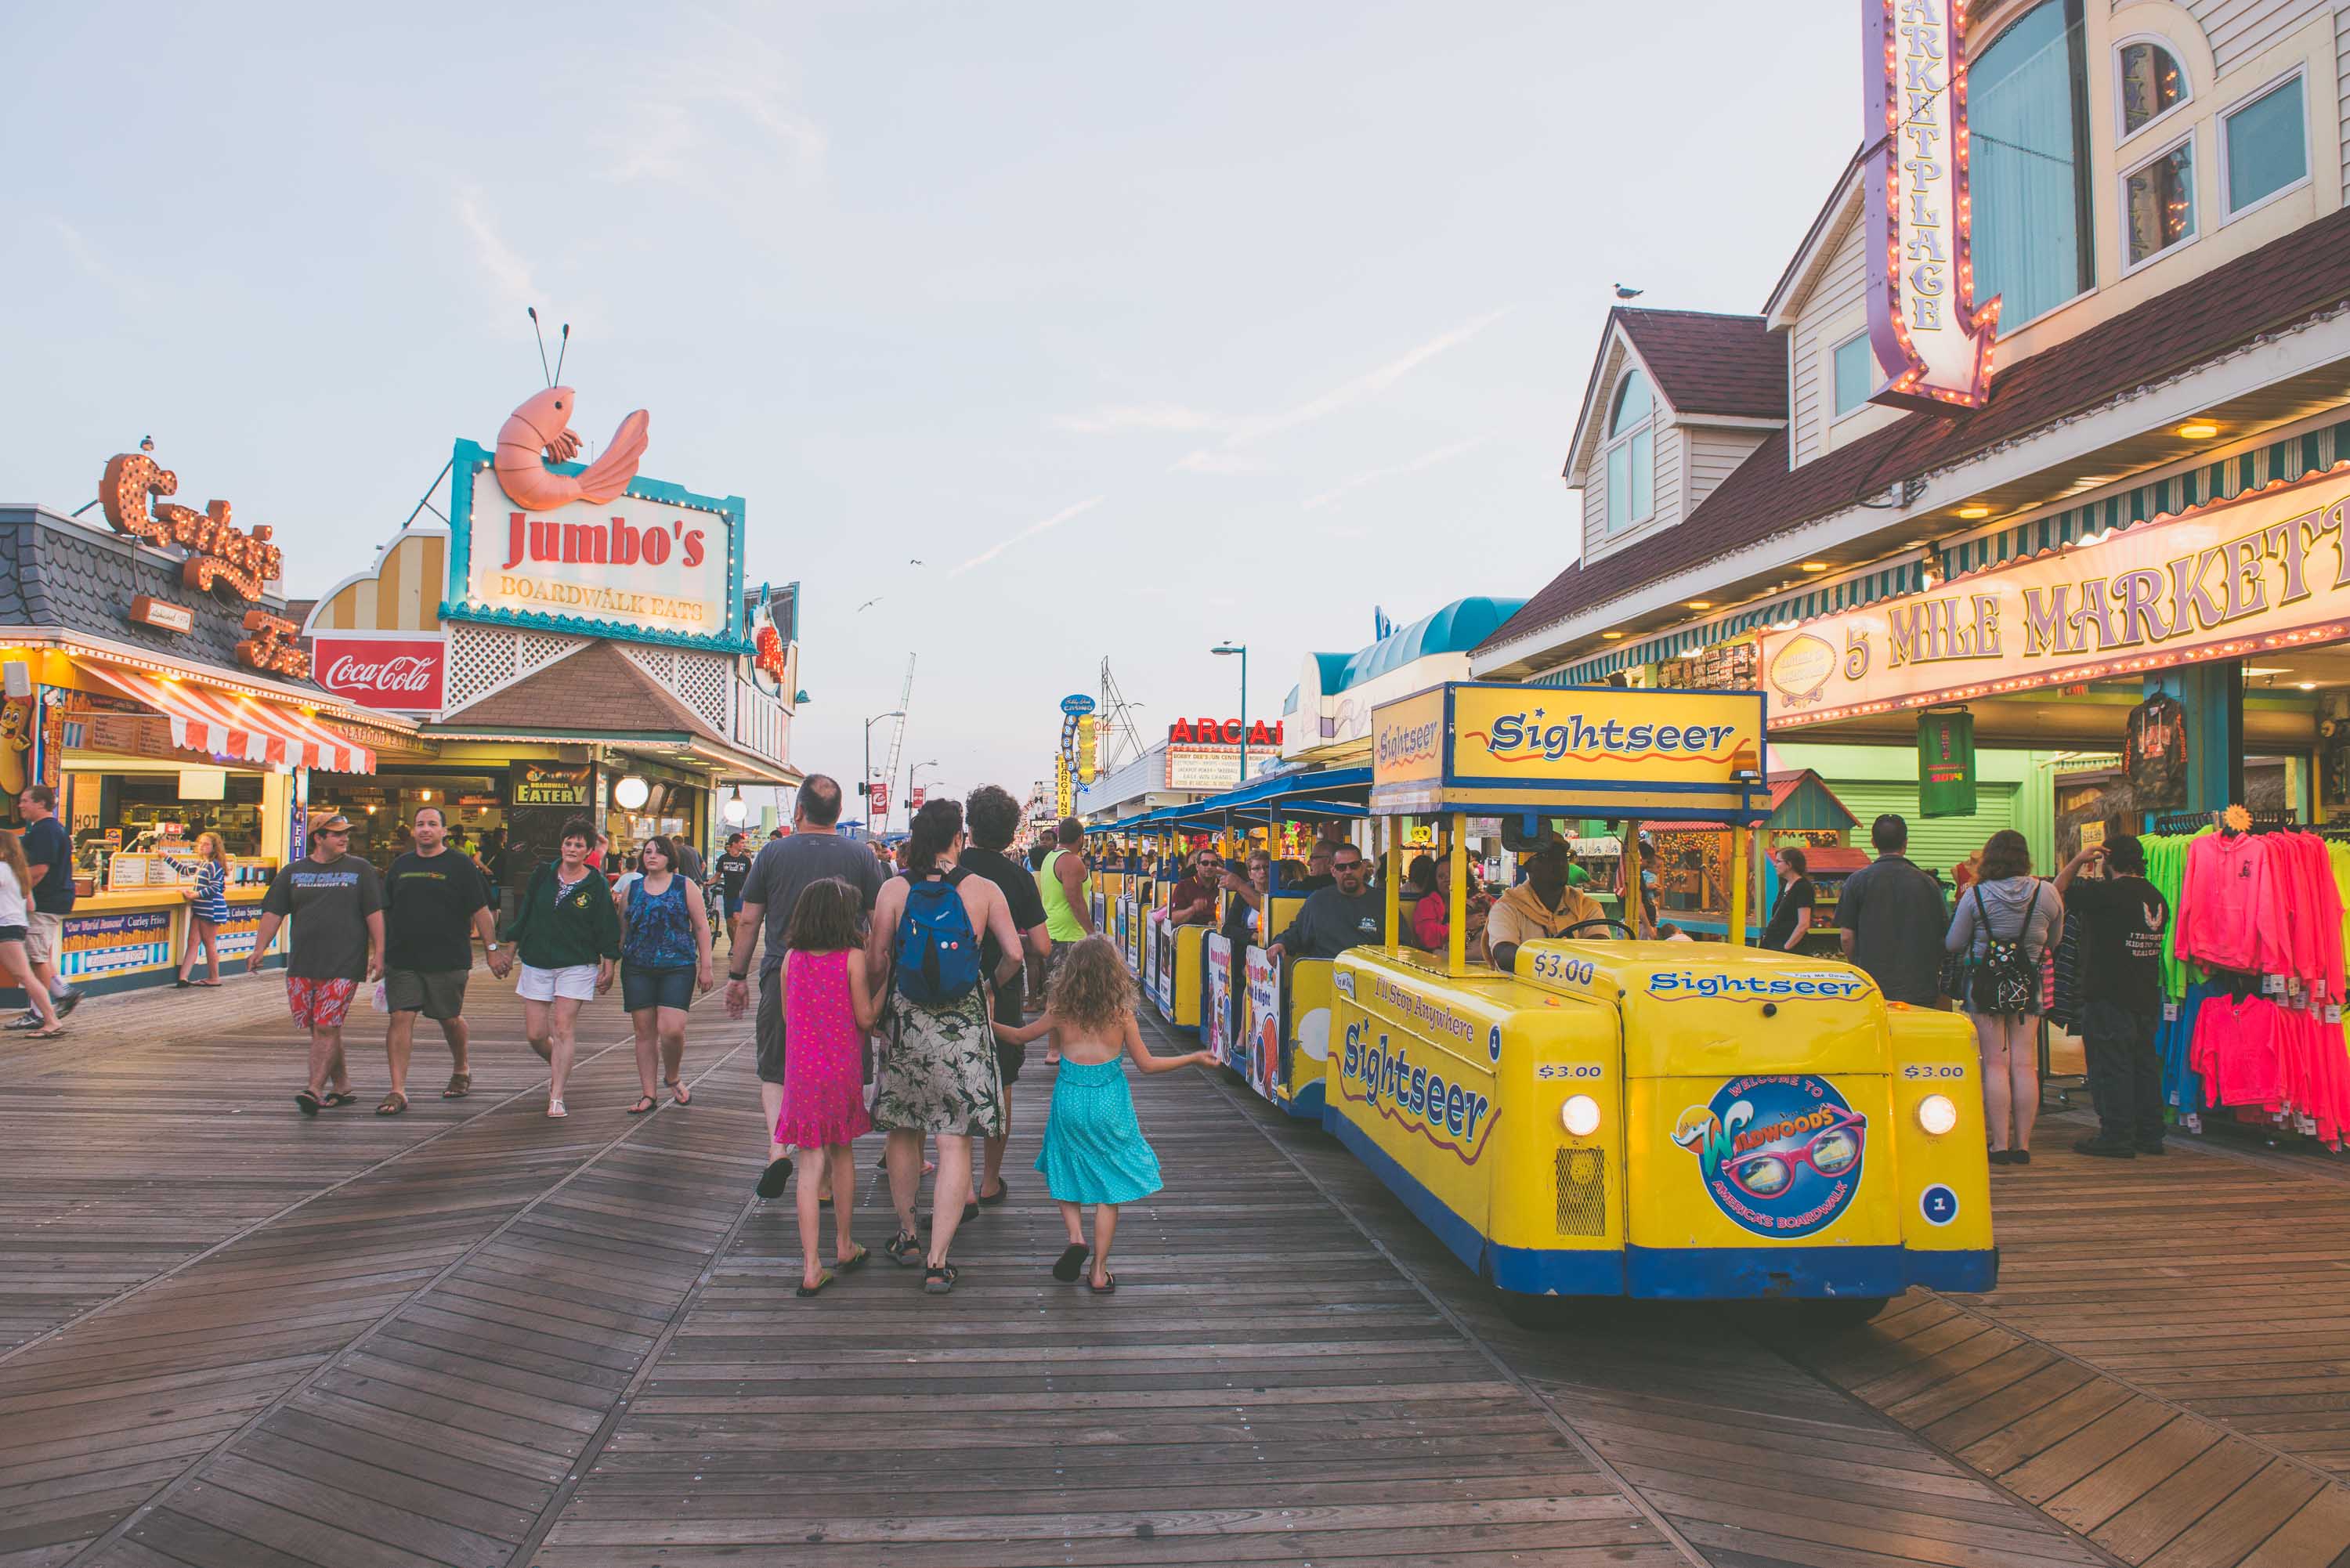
[862,709,905,840]
[1213,642,1248,785]
[907,760,941,826]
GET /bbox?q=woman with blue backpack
[866,798,1028,1295]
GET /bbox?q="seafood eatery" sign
[439,390,748,653]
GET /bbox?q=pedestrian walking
[2055,836,2170,1158]
[868,798,1025,1295]
[1039,818,1095,959]
[1762,846,1817,952]
[0,830,63,1036]
[617,834,714,1115]
[774,877,878,1296]
[1835,815,1950,1006]
[170,832,231,987]
[250,812,385,1115]
[1946,829,2063,1165]
[959,785,1050,1211]
[508,816,619,1118]
[725,776,884,1196]
[378,806,507,1115]
[996,936,1211,1292]
[715,832,754,948]
[9,785,84,1030]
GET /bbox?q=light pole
[1213,642,1248,785]
[908,759,940,826]
[862,709,904,840]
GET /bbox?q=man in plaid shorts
[251,812,385,1115]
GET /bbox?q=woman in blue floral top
[171,832,231,987]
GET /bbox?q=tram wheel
[1796,1296,1891,1332]
[1491,1285,1572,1331]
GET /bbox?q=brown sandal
[375,1092,408,1116]
[441,1071,471,1099]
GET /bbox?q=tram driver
[1485,836,1610,974]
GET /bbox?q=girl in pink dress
[778,878,879,1297]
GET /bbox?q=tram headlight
[1560,1095,1602,1137]
[1918,1094,1959,1136]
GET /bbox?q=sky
[0,2,1856,824]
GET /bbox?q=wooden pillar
[1727,825,1748,947]
[1446,812,1468,974]
[1383,817,1400,949]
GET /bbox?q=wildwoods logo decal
[1672,1074,1866,1239]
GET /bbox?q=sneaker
[4,1013,43,1031]
[54,989,83,1017]
[2072,1136,2135,1159]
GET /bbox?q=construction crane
[1097,657,1149,774]
[877,654,916,833]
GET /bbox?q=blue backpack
[894,869,982,1004]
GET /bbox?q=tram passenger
[1404,854,1444,950]
[1265,844,1382,963]
[1292,840,1336,892]
[1220,850,1272,948]
[1485,837,1608,974]
[1168,847,1220,927]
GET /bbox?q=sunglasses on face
[315,828,349,836]
[1720,1109,1866,1198]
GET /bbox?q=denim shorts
[622,963,696,1013]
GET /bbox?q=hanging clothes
[2124,694,2189,811]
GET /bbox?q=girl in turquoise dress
[996,937,1210,1292]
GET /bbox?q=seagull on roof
[1614,284,1643,300]
[908,558,924,565]
[856,597,883,612]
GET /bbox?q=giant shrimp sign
[441,389,749,653]
[1761,474,2350,725]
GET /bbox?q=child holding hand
[774,878,877,1298]
[996,936,1209,1293]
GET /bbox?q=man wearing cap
[1485,836,1608,974]
[251,811,385,1116]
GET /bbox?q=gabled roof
[437,639,722,742]
[1762,148,1867,327]
[1485,202,2350,663]
[1566,309,1787,482]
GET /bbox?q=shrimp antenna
[552,322,570,385]
[526,307,551,387]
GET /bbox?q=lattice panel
[518,630,584,675]
[674,652,730,732]
[443,623,519,712]
[620,644,675,684]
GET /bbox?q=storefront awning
[81,663,375,774]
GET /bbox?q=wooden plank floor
[2,977,2347,1566]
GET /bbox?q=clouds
[454,186,538,309]
[949,495,1108,577]
[49,219,150,304]
[1303,430,1494,511]
[1050,404,1231,436]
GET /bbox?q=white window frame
[1829,331,1875,423]
[2118,127,2198,278]
[2217,65,2311,226]
[1601,370,1655,536]
[2112,33,2192,147]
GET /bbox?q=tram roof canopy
[1089,765,1371,832]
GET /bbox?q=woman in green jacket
[507,816,620,1118]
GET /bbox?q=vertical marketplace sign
[1863,0,1999,413]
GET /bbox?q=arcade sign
[313,634,447,712]
[1168,717,1282,746]
[1863,0,1999,413]
[99,453,285,600]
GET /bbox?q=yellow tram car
[1321,682,1997,1321]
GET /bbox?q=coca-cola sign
[313,635,446,712]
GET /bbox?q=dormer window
[2117,38,2188,138]
[1603,370,1654,533]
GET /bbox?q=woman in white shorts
[505,817,620,1117]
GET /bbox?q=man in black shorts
[725,775,883,1197]
[959,785,1051,1209]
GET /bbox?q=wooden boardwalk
[1,974,2348,1566]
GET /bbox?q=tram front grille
[1554,1146,1607,1237]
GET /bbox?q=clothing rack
[2149,808,2300,836]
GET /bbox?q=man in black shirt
[380,807,508,1113]
[1292,840,1336,893]
[715,833,754,948]
[959,786,1052,1208]
[1836,815,1950,1006]
[2055,836,2171,1158]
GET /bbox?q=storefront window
[1972,0,2094,324]
[306,771,506,871]
[2117,39,2187,138]
[2224,73,2306,215]
[2123,137,2196,269]
[1603,370,1654,533]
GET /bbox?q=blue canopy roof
[1307,597,1528,698]
[1087,765,1371,832]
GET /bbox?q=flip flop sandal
[295,1089,323,1116]
[546,1099,567,1119]
[1087,1274,1117,1295]
[322,1091,359,1108]
[31,1024,65,1038]
[1053,1243,1090,1282]
[375,1093,408,1117]
[795,1270,836,1299]
[626,1096,658,1115]
[756,1156,795,1200]
[665,1078,692,1106]
[978,1180,1010,1207]
[885,1229,922,1268]
[924,1263,959,1295]
[835,1245,870,1274]
[442,1071,472,1099]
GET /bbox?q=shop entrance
[306,768,507,873]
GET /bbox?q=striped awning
[80,663,376,774]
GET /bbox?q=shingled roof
[1489,202,2350,660]
[1613,309,1787,421]
[436,640,724,742]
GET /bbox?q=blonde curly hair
[1047,936,1135,1038]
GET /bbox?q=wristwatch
[728,970,748,982]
